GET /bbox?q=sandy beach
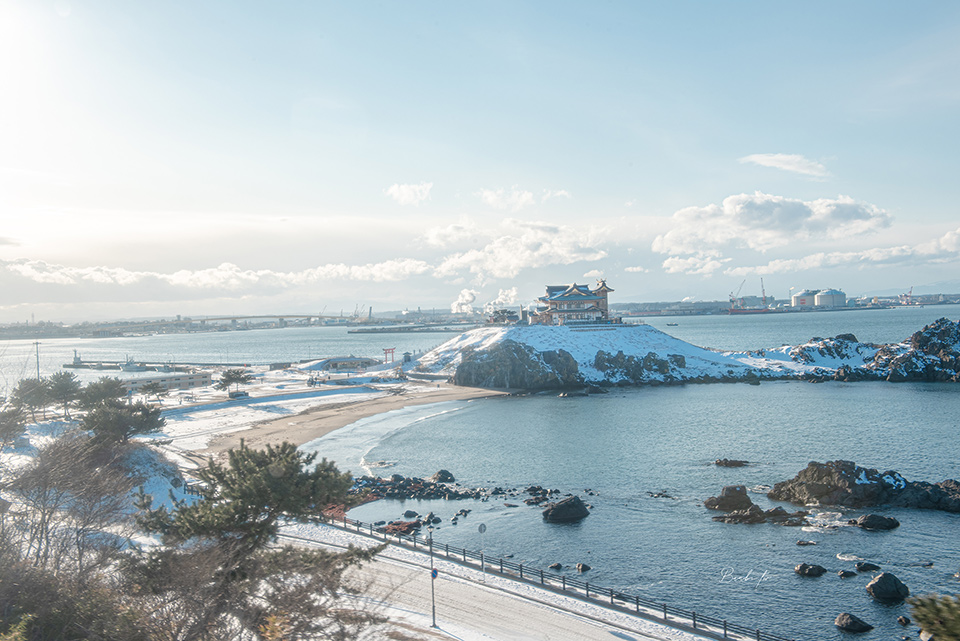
[204,382,508,454]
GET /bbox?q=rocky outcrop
[430,469,456,483]
[867,318,960,382]
[592,350,686,384]
[852,514,900,530]
[795,563,827,577]
[834,613,873,633]
[865,572,909,602]
[542,495,590,523]
[453,340,582,389]
[768,460,960,513]
[715,458,748,467]
[855,561,881,573]
[712,505,807,525]
[704,485,754,511]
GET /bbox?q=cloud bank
[739,153,830,178]
[385,182,433,206]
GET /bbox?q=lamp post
[427,525,437,628]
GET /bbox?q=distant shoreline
[204,383,509,454]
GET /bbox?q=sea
[3,305,959,641]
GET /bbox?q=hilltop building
[533,281,617,325]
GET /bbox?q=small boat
[120,356,148,372]
[666,322,678,327]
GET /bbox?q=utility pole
[34,341,41,380]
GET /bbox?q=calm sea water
[4,306,959,639]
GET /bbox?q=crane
[729,279,746,310]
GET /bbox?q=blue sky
[2,1,959,321]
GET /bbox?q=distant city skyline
[2,2,959,323]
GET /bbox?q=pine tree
[910,594,960,641]
[131,441,384,640]
[83,401,165,444]
[215,368,254,393]
[47,371,82,418]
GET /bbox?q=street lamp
[427,524,437,628]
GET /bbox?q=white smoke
[483,287,519,314]
[450,288,479,314]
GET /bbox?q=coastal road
[286,528,712,641]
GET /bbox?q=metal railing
[322,513,795,641]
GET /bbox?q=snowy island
[415,317,960,389]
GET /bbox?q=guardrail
[322,513,795,641]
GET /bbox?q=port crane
[729,279,746,310]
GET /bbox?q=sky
[2,1,960,322]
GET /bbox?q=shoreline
[203,383,510,455]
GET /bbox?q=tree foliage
[82,401,165,444]
[0,407,25,451]
[139,382,168,402]
[9,378,50,422]
[215,368,254,393]
[47,371,82,418]
[910,594,960,641]
[78,376,126,410]
[131,441,384,640]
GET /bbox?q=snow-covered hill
[415,318,960,389]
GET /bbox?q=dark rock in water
[796,540,817,546]
[795,563,827,577]
[542,495,590,522]
[430,469,456,483]
[897,615,911,626]
[403,509,419,518]
[854,514,900,531]
[704,485,754,512]
[503,503,519,508]
[548,562,562,570]
[838,570,857,578]
[768,459,960,513]
[835,612,874,633]
[855,561,881,573]
[576,562,591,572]
[712,504,765,524]
[716,458,748,467]
[866,572,910,602]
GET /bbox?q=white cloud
[421,219,482,248]
[725,225,960,276]
[582,269,604,279]
[542,189,572,202]
[450,288,479,314]
[652,191,891,259]
[661,253,730,276]
[385,182,433,206]
[476,186,536,212]
[739,153,830,178]
[2,258,433,291]
[624,265,649,273]
[434,219,608,281]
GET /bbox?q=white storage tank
[815,289,846,308]
[791,290,819,308]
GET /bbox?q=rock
[834,613,874,633]
[855,561,881,572]
[704,485,754,512]
[542,495,590,523]
[453,340,583,389]
[897,615,911,626]
[768,460,960,513]
[796,540,817,546]
[576,562,591,572]
[795,563,827,577]
[715,458,748,467]
[838,570,857,578]
[853,514,900,530]
[712,504,765,524]
[403,509,419,518]
[548,562,562,570]
[865,572,910,602]
[430,469,456,483]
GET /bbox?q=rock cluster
[705,485,807,525]
[768,460,960,512]
[352,473,490,502]
[592,349,687,384]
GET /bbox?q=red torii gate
[383,347,396,363]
